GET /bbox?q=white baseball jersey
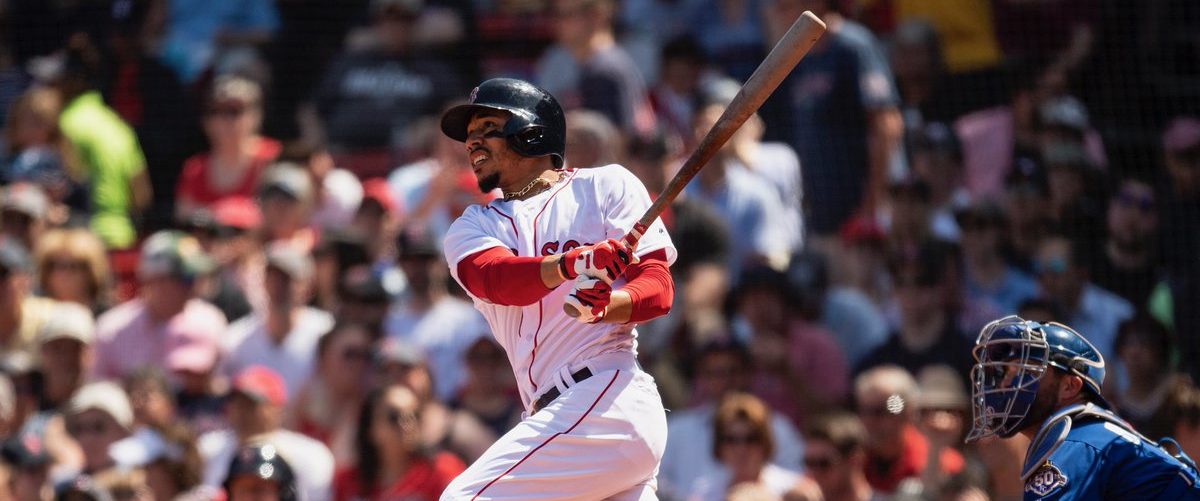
[443,164,676,409]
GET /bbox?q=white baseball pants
[441,369,668,500]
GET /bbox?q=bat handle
[562,222,650,318]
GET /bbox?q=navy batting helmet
[967,316,1108,441]
[440,78,566,168]
[223,443,298,501]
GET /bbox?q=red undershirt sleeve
[456,247,554,306]
[619,249,674,323]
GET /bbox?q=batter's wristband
[558,255,571,280]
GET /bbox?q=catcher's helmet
[966,315,1108,441]
[223,443,298,501]
[440,78,566,168]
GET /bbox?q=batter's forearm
[604,251,673,324]
[600,291,634,324]
[540,256,568,289]
[459,247,556,306]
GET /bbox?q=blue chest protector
[1022,403,1200,500]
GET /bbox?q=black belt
[532,368,593,413]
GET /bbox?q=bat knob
[563,303,582,318]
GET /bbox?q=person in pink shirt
[93,231,227,386]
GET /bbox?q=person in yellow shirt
[54,36,152,249]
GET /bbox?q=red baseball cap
[360,178,397,214]
[231,365,287,406]
[839,215,886,246]
[211,196,262,230]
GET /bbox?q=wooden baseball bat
[565,11,827,318]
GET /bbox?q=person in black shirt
[1090,175,1161,310]
[855,241,974,383]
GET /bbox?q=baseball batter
[438,78,677,500]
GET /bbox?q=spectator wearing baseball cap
[64,382,134,474]
[1160,116,1200,275]
[32,228,112,312]
[351,178,397,262]
[955,200,1038,315]
[223,243,333,398]
[0,239,57,361]
[109,425,212,501]
[197,366,333,501]
[338,264,394,334]
[257,163,317,250]
[909,122,971,242]
[855,242,975,383]
[820,217,890,368]
[185,196,265,324]
[384,228,489,401]
[37,302,95,409]
[92,231,227,385]
[1036,95,1108,170]
[0,183,50,252]
[2,429,53,501]
[224,443,298,501]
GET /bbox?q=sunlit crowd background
[0,0,1198,499]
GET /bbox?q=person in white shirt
[198,365,333,501]
[222,243,334,397]
[384,228,489,401]
[659,341,803,500]
[684,393,809,501]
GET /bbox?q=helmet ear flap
[507,124,546,156]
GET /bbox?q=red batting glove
[565,276,612,323]
[558,238,638,283]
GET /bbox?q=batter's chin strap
[1022,402,1200,482]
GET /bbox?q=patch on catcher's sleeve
[1025,461,1069,497]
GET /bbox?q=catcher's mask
[966,315,1107,441]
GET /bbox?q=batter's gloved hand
[558,238,638,283]
[565,276,611,323]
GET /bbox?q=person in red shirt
[333,384,465,501]
[854,365,964,495]
[176,75,281,219]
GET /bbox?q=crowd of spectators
[0,0,1198,499]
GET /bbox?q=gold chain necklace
[503,172,563,201]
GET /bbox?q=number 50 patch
[1026,461,1069,497]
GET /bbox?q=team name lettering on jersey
[541,240,587,256]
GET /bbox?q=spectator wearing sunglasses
[854,365,963,495]
[802,412,877,501]
[956,201,1037,316]
[33,228,111,313]
[333,384,465,501]
[685,393,808,501]
[0,183,50,253]
[64,381,134,475]
[184,196,265,323]
[291,322,375,466]
[1034,234,1132,358]
[1090,175,1161,309]
[175,76,281,220]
